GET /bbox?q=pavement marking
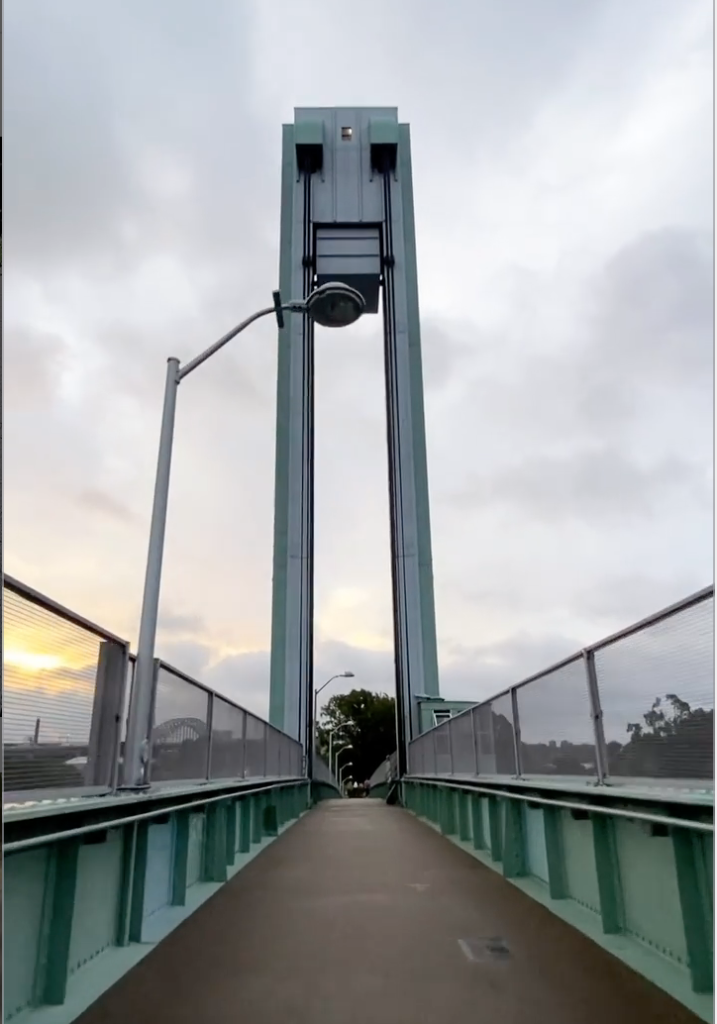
[407,883,430,891]
[458,937,511,963]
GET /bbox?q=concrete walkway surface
[77,800,699,1024]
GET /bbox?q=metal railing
[368,751,398,791]
[408,586,714,789]
[148,660,302,785]
[3,576,304,801]
[3,576,130,796]
[312,754,340,790]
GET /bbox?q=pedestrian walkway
[76,800,699,1024]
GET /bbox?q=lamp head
[306,282,365,328]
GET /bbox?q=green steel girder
[4,781,310,1024]
[398,778,713,1023]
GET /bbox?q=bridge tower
[269,108,440,774]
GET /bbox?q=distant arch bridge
[151,717,207,745]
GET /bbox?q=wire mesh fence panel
[209,698,245,779]
[473,694,517,775]
[595,595,714,782]
[516,658,597,779]
[280,735,300,776]
[434,722,452,774]
[290,740,303,777]
[150,667,210,782]
[368,751,397,787]
[422,731,437,775]
[472,704,495,773]
[314,755,337,785]
[4,585,107,793]
[450,711,476,774]
[265,727,281,777]
[244,715,267,777]
[408,735,425,774]
[492,693,518,774]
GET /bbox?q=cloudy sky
[5,0,714,737]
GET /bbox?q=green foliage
[609,693,713,778]
[318,688,396,785]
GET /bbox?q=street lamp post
[123,283,365,789]
[333,742,352,779]
[313,671,354,753]
[339,762,353,794]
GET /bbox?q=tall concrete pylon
[269,108,440,774]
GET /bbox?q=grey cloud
[574,573,709,627]
[440,631,585,698]
[156,641,212,685]
[4,327,67,408]
[420,321,477,392]
[462,227,711,443]
[76,489,137,523]
[434,224,712,536]
[454,447,709,524]
[590,227,714,387]
[5,0,271,278]
[158,610,206,636]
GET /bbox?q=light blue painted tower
[268,107,440,771]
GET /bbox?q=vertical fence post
[87,640,130,790]
[432,728,438,777]
[583,648,608,784]
[448,719,455,775]
[138,660,160,787]
[205,692,215,781]
[510,687,523,778]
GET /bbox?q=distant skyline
[4,0,713,723]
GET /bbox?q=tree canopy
[318,688,396,785]
[607,693,713,778]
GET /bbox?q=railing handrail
[155,658,300,747]
[3,574,130,647]
[415,583,714,739]
[2,578,298,748]
[3,576,303,799]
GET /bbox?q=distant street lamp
[332,741,352,779]
[339,762,353,793]
[314,671,355,752]
[124,284,365,789]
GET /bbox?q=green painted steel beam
[457,790,471,842]
[543,806,568,899]
[203,803,228,884]
[171,812,190,906]
[440,787,456,836]
[225,801,237,867]
[239,797,252,854]
[502,800,526,879]
[592,814,625,935]
[673,827,714,993]
[116,822,138,947]
[263,801,279,838]
[488,796,503,862]
[127,822,149,943]
[471,795,485,851]
[41,839,80,1005]
[251,794,264,845]
[399,779,713,1021]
